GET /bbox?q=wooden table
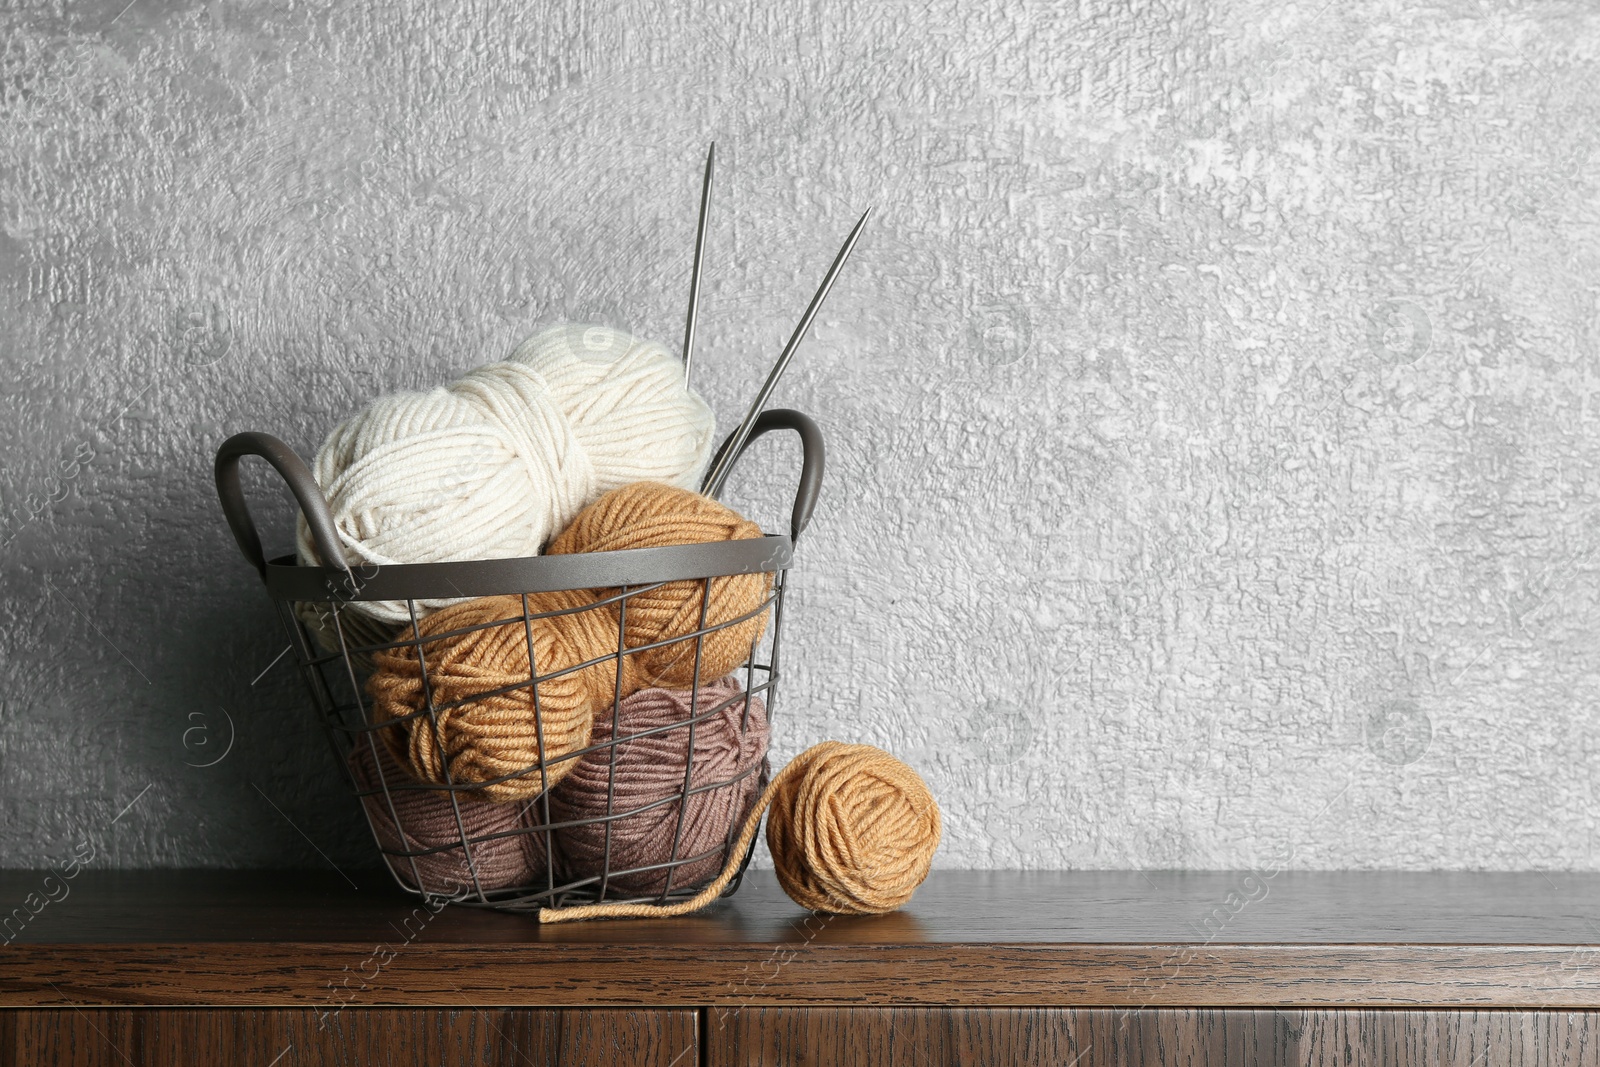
[3,869,1598,1064]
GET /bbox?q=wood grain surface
[2,870,1597,1008]
[0,1008,697,1067]
[706,1008,1600,1066]
[7,869,1600,945]
[8,943,1600,1010]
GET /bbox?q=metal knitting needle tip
[702,204,873,498]
[681,142,716,386]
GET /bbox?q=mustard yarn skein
[538,742,941,923]
[546,481,773,689]
[367,589,610,801]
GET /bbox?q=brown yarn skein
[348,737,548,892]
[366,482,773,800]
[547,481,772,689]
[550,676,769,895]
[539,742,941,924]
[367,589,611,801]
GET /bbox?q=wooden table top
[3,870,1598,1008]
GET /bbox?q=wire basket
[214,409,823,914]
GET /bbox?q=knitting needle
[681,142,716,385]
[702,205,873,498]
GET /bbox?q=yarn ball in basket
[550,676,769,895]
[546,481,773,689]
[366,589,610,801]
[364,483,774,801]
[764,741,941,915]
[348,736,548,893]
[295,324,715,630]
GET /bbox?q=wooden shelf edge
[4,943,1597,1010]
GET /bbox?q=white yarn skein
[295,324,715,629]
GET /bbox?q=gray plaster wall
[1,0,1597,872]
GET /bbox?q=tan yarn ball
[367,589,611,801]
[764,742,941,915]
[366,482,773,801]
[547,481,772,689]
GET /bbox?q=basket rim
[263,533,793,603]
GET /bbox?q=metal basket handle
[701,408,825,542]
[215,431,348,580]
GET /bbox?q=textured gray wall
[2,0,1597,873]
